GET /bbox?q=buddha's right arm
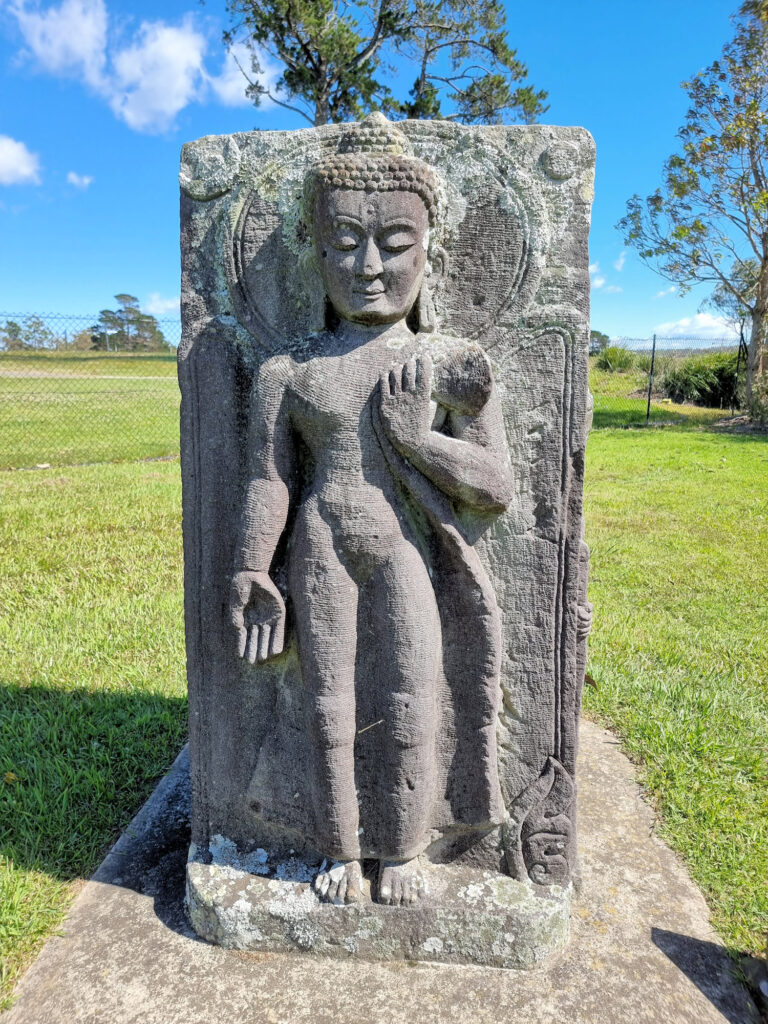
[233,356,295,573]
[234,477,290,572]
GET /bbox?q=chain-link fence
[590,335,747,429]
[0,313,181,469]
[0,314,752,469]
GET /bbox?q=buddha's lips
[355,287,386,299]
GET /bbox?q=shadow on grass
[652,928,762,1024]
[0,682,187,883]
[90,745,195,939]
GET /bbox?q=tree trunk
[314,75,330,125]
[746,260,768,408]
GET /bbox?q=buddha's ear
[417,245,448,333]
[426,245,448,285]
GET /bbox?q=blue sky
[0,0,742,339]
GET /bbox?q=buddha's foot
[313,859,363,905]
[377,857,425,906]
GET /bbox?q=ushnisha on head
[302,113,447,330]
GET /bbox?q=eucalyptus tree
[618,1,768,406]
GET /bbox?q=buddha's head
[302,114,447,330]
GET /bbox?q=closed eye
[379,230,417,253]
[329,218,363,252]
[330,234,359,252]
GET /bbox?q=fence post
[645,333,657,425]
[733,321,745,417]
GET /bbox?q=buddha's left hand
[378,355,432,456]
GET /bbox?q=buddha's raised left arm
[378,352,513,513]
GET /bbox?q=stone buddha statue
[228,114,514,905]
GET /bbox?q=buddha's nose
[359,238,383,279]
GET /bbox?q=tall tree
[617,1,768,407]
[392,0,546,124]
[223,0,546,127]
[95,296,169,352]
[0,320,24,351]
[20,316,58,350]
[704,258,758,332]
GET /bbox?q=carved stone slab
[186,856,570,969]
[179,118,594,966]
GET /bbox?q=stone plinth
[186,857,569,969]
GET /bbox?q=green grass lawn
[0,352,179,469]
[0,425,766,1009]
[0,351,178,376]
[0,461,186,1008]
[584,427,768,956]
[589,362,731,430]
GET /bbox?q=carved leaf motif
[505,756,574,886]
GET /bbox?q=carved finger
[389,368,400,396]
[320,873,331,898]
[402,359,416,392]
[257,624,271,662]
[245,625,260,665]
[230,595,247,658]
[236,627,247,660]
[378,372,392,409]
[230,596,245,630]
[416,354,432,397]
[269,615,285,658]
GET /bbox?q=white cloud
[143,293,180,316]
[205,42,281,109]
[652,313,739,340]
[654,286,677,299]
[10,1,260,133]
[613,251,626,272]
[66,170,93,189]
[0,135,41,185]
[590,259,622,292]
[109,18,207,132]
[206,43,252,107]
[11,0,108,88]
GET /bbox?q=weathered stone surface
[3,723,759,1024]
[179,114,595,953]
[186,857,570,968]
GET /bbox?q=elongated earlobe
[418,246,448,332]
[417,280,436,332]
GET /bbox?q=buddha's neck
[332,319,414,351]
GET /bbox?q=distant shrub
[661,351,740,408]
[595,345,635,372]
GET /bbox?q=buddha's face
[313,187,429,326]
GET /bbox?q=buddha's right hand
[230,570,286,664]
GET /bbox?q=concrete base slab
[3,722,759,1024]
[186,857,570,968]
